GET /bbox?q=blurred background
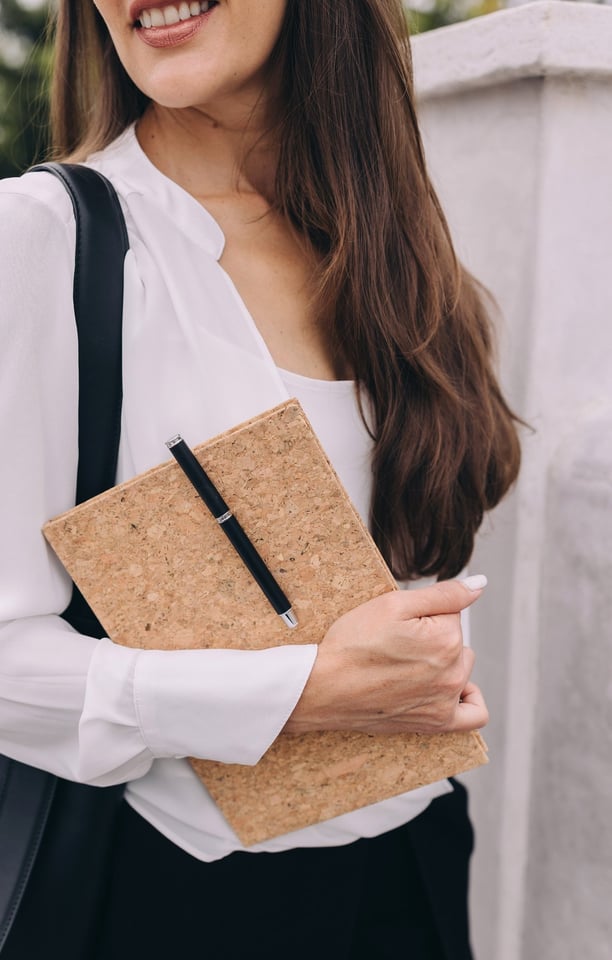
[0,0,51,176]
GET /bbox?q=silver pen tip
[166,435,183,449]
[280,609,298,629]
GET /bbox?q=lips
[130,0,217,47]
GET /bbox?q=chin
[132,67,244,113]
[133,77,215,111]
[143,92,207,110]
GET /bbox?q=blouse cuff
[133,642,318,765]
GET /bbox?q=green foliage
[405,0,503,35]
[0,0,53,178]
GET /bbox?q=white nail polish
[459,574,488,591]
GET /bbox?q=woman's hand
[283,577,489,736]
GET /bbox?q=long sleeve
[0,181,317,786]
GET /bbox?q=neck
[136,98,281,201]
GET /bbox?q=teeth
[138,1,212,28]
[163,5,179,23]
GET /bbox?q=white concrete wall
[411,5,612,958]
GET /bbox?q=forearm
[0,612,317,784]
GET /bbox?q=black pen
[166,435,298,629]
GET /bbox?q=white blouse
[0,126,451,862]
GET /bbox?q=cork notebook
[43,399,488,845]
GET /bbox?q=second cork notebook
[43,399,488,846]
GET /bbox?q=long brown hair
[50,0,521,581]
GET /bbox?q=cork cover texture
[44,400,488,845]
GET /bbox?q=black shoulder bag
[0,164,129,958]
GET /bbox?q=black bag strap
[38,164,128,506]
[0,163,129,952]
[36,163,129,635]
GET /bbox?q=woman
[0,0,521,957]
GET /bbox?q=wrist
[282,644,342,734]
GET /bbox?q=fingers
[452,681,489,731]
[309,578,490,738]
[390,574,488,621]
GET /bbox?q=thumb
[400,574,488,620]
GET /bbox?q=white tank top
[277,368,374,528]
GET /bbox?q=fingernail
[459,574,488,592]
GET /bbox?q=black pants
[94,781,474,960]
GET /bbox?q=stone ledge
[412,1,612,98]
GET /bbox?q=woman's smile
[131,0,218,48]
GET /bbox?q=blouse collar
[87,124,226,261]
